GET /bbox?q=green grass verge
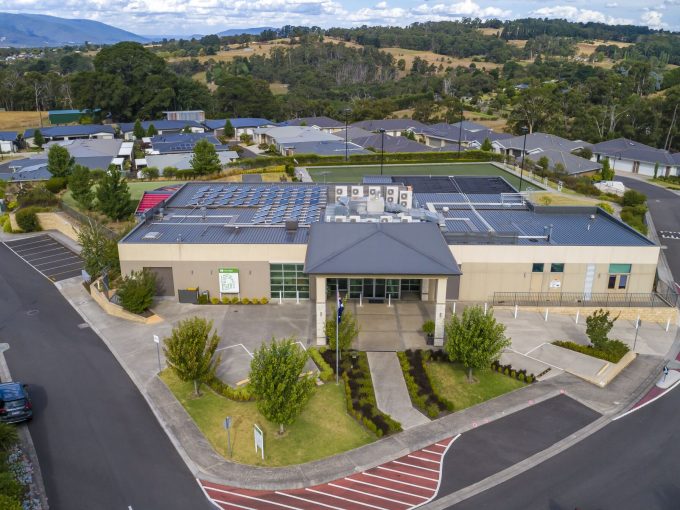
[308,162,533,189]
[62,180,183,209]
[161,370,375,466]
[425,361,525,411]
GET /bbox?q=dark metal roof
[0,131,18,142]
[304,222,461,276]
[352,134,433,153]
[350,119,428,132]
[530,149,601,175]
[118,120,205,133]
[149,133,222,154]
[494,133,587,153]
[203,118,275,130]
[280,117,344,128]
[289,140,371,156]
[590,138,677,166]
[24,125,115,138]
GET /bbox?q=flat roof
[305,222,461,276]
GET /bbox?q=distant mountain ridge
[0,13,148,47]
[217,27,274,37]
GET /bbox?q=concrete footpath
[52,273,679,493]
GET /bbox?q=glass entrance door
[328,278,402,299]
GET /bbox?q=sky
[3,0,680,36]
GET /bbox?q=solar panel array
[185,184,327,225]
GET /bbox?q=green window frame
[550,263,564,273]
[269,263,309,299]
[608,264,632,274]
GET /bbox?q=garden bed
[320,349,402,437]
[552,340,629,363]
[398,350,453,418]
[160,370,374,466]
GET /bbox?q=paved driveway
[4,234,84,282]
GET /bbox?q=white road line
[47,267,84,279]
[392,460,439,473]
[6,237,51,248]
[377,466,437,482]
[327,483,410,506]
[412,434,461,509]
[30,254,80,265]
[420,449,442,456]
[208,488,302,510]
[363,473,433,491]
[2,240,53,283]
[613,376,680,421]
[39,260,83,272]
[16,245,62,256]
[276,491,345,510]
[434,442,450,447]
[407,454,439,464]
[196,479,230,510]
[305,487,390,510]
[215,343,254,357]
[345,478,428,500]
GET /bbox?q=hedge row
[490,361,537,383]
[309,348,334,382]
[197,295,269,305]
[398,350,453,418]
[320,348,401,437]
[206,375,253,401]
[230,150,503,170]
[553,340,629,364]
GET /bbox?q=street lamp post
[520,126,529,192]
[379,128,386,175]
[344,108,351,162]
[457,102,464,159]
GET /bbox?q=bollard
[388,294,391,307]
[279,291,282,305]
[359,293,363,307]
[666,318,671,332]
[452,301,456,314]
[575,310,579,325]
[484,302,488,315]
[544,308,549,322]
[636,315,640,329]
[296,291,300,304]
[514,304,518,319]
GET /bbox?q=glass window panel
[298,291,310,299]
[608,275,617,289]
[283,290,297,298]
[609,264,631,274]
[282,264,297,271]
[550,263,564,273]
[618,274,628,289]
[532,263,544,273]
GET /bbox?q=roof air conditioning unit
[335,186,347,197]
[349,215,360,223]
[385,196,395,203]
[380,216,392,223]
[400,216,412,223]
[399,190,413,208]
[334,215,347,223]
[351,186,363,197]
[368,186,381,197]
[385,186,398,197]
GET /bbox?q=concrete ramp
[367,351,429,429]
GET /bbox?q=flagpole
[335,287,340,385]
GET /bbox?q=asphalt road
[615,176,680,282]
[0,242,212,510]
[449,383,680,510]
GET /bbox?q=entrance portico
[304,222,461,348]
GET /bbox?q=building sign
[550,278,562,289]
[254,423,264,460]
[219,268,240,294]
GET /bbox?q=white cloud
[413,1,511,18]
[530,5,633,24]
[605,2,618,7]
[641,9,666,28]
[375,1,387,8]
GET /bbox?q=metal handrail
[492,291,673,308]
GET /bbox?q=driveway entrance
[332,300,433,351]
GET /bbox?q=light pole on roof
[520,126,529,192]
[379,128,386,175]
[344,108,351,162]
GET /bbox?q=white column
[421,278,430,301]
[315,276,327,346]
[434,277,448,347]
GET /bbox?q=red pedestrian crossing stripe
[199,435,459,510]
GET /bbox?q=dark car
[0,382,32,424]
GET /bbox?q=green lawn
[308,162,538,190]
[62,180,183,209]
[426,361,525,411]
[161,370,375,466]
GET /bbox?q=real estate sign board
[219,268,240,293]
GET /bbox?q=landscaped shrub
[15,207,42,232]
[116,269,157,314]
[321,349,401,437]
[210,297,220,304]
[261,297,269,304]
[3,219,12,233]
[197,293,209,304]
[309,347,334,382]
[0,472,25,502]
[398,350,453,418]
[250,298,260,304]
[221,296,230,304]
[207,376,253,401]
[490,360,538,381]
[553,340,629,363]
[241,297,251,304]
[17,186,58,207]
[45,176,68,193]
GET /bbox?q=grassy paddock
[308,162,529,189]
[161,370,375,467]
[426,361,525,411]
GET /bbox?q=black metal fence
[59,203,118,240]
[493,291,673,308]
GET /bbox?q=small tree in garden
[223,119,235,139]
[33,129,45,148]
[96,167,132,220]
[116,269,157,314]
[249,338,314,434]
[586,309,617,349]
[68,164,94,209]
[133,119,146,140]
[164,317,222,396]
[190,139,221,176]
[47,143,75,178]
[481,137,493,152]
[444,306,510,383]
[78,218,120,278]
[147,123,158,136]
[324,306,360,351]
[601,158,614,181]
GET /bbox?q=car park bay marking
[198,434,460,510]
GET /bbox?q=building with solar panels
[119,175,660,346]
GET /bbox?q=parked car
[0,382,32,423]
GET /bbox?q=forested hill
[0,13,148,47]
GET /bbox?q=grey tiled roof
[590,138,676,166]
[280,117,344,128]
[352,134,433,153]
[529,149,601,175]
[494,132,588,153]
[350,119,428,132]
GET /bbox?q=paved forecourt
[3,234,84,282]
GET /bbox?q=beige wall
[451,244,660,302]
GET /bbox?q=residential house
[118,120,205,141]
[283,140,371,157]
[492,132,589,159]
[352,133,434,153]
[203,118,276,138]
[164,110,205,122]
[526,148,601,176]
[147,133,230,155]
[279,117,345,134]
[24,125,116,146]
[0,132,18,154]
[590,138,679,177]
[137,151,239,173]
[0,159,52,182]
[421,123,511,149]
[252,126,341,154]
[350,119,428,138]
